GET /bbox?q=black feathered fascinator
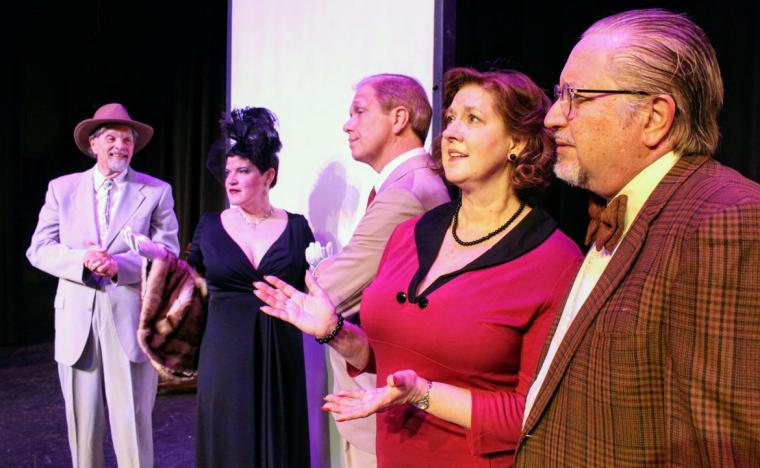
[206,107,282,186]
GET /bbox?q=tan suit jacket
[516,155,760,467]
[315,153,450,452]
[27,167,180,366]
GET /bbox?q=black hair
[220,107,282,187]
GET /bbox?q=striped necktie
[103,179,114,233]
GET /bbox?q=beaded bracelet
[315,313,344,344]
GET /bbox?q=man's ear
[391,106,410,135]
[642,94,676,148]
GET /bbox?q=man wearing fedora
[27,103,180,467]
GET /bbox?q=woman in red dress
[255,68,583,467]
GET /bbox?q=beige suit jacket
[315,153,450,452]
[27,167,180,366]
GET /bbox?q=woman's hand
[322,370,430,422]
[253,271,339,338]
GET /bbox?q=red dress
[358,203,582,467]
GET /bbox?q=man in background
[27,103,180,467]
[314,74,450,467]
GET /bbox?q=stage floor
[0,343,196,467]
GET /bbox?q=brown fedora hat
[73,103,154,157]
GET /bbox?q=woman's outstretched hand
[321,370,430,422]
[253,271,338,338]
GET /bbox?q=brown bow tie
[585,194,628,251]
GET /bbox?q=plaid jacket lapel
[520,155,711,440]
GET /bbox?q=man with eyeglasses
[516,9,760,467]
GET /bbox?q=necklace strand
[236,205,273,229]
[451,200,526,246]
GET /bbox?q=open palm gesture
[322,370,429,422]
[253,271,338,338]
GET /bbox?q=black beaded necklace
[451,199,526,246]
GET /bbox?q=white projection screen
[229,1,435,466]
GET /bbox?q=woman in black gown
[188,107,313,467]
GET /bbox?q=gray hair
[584,8,723,156]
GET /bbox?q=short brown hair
[358,74,432,143]
[584,8,723,156]
[433,67,554,199]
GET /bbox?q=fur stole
[138,252,207,381]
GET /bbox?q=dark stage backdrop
[3,1,759,346]
[4,1,227,345]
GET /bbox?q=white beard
[108,157,129,174]
[553,158,589,189]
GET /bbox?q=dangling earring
[508,153,518,162]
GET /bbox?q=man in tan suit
[27,103,180,467]
[516,9,760,466]
[314,73,450,467]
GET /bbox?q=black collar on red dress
[399,201,558,309]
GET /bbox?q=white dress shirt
[372,147,427,193]
[523,151,680,425]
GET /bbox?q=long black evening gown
[188,212,313,468]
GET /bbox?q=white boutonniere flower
[305,241,333,271]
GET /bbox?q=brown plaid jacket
[516,155,760,467]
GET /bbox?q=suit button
[418,296,428,309]
[396,292,407,304]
